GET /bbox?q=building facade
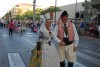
[9,3,41,18]
[45,2,84,22]
[91,0,100,25]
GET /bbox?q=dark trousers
[60,61,73,67]
[9,28,13,35]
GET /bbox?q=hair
[46,19,51,22]
[10,20,13,22]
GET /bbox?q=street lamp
[33,0,36,22]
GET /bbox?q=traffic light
[81,12,84,18]
[75,12,79,18]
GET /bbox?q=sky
[0,0,85,18]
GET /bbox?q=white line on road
[1,34,8,37]
[79,45,89,49]
[23,37,36,46]
[98,43,100,45]
[26,33,33,35]
[29,52,32,54]
[82,49,100,57]
[8,53,26,67]
[77,52,100,66]
[65,60,87,67]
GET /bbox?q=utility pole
[75,0,77,25]
[84,0,87,23]
[55,0,57,22]
[33,0,36,22]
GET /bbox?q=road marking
[97,49,100,51]
[27,35,33,37]
[81,36,100,41]
[79,45,89,49]
[65,60,87,67]
[77,52,100,66]
[8,53,26,67]
[98,43,100,45]
[23,37,35,46]
[26,33,33,35]
[82,49,100,56]
[29,52,31,54]
[26,33,38,37]
[2,34,8,37]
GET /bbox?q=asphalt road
[0,28,100,67]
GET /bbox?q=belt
[63,38,73,46]
[48,41,51,46]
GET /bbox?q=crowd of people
[0,18,44,36]
[0,19,30,35]
[77,20,100,39]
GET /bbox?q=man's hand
[60,41,65,46]
[73,46,77,52]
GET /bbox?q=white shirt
[53,21,79,46]
[1,19,5,24]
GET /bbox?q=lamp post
[33,0,36,22]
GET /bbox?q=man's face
[61,15,68,24]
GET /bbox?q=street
[0,28,100,67]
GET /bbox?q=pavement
[0,28,100,67]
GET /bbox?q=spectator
[79,20,85,36]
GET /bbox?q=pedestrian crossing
[77,52,100,66]
[82,49,100,57]
[26,32,38,37]
[6,48,100,67]
[1,34,8,38]
[8,53,26,67]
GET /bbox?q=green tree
[41,6,61,14]
[46,6,61,13]
[40,6,61,18]
[15,15,23,20]
[36,8,43,15]
[22,8,43,21]
[22,10,33,20]
[82,1,94,18]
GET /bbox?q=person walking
[28,19,60,67]
[53,11,79,67]
[8,20,15,35]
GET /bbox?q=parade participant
[28,19,60,67]
[53,11,79,67]
[8,20,15,35]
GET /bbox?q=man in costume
[53,11,79,67]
